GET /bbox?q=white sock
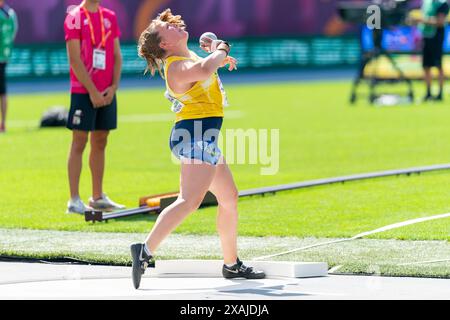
[225,261,237,268]
[144,243,153,257]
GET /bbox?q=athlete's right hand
[200,37,228,54]
[90,90,108,108]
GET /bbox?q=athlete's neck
[170,47,191,59]
[82,0,100,13]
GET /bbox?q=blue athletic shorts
[169,117,223,166]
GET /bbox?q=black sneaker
[222,258,266,279]
[130,243,154,289]
[435,94,443,101]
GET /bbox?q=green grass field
[1,80,450,242]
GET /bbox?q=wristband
[217,42,231,56]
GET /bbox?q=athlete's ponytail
[138,27,165,77]
[137,8,186,78]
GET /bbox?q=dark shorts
[0,63,7,95]
[423,34,445,68]
[169,117,223,166]
[67,93,117,131]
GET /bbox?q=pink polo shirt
[64,6,121,94]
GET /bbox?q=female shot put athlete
[130,9,265,289]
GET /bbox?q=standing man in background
[0,0,18,133]
[417,0,450,101]
[64,0,125,214]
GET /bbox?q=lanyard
[82,6,106,48]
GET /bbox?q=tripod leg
[384,52,414,102]
[369,77,377,104]
[351,53,372,104]
[369,52,379,104]
[350,81,358,104]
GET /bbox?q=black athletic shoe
[435,94,443,101]
[130,243,154,289]
[222,258,266,279]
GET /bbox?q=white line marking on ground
[7,120,38,128]
[120,111,244,123]
[351,213,450,239]
[253,213,450,261]
[119,113,173,122]
[328,265,343,273]
[398,259,450,266]
[253,239,353,261]
[7,111,245,128]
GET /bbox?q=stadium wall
[6,36,361,80]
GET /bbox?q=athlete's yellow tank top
[164,51,227,122]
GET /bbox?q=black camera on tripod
[338,0,414,105]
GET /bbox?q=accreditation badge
[164,90,185,113]
[93,49,106,70]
